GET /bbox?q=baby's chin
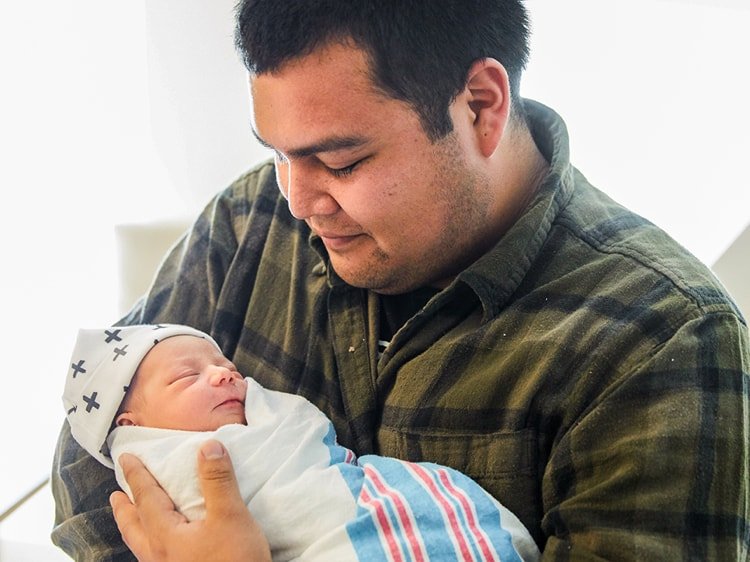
[213,401,247,427]
[221,412,248,427]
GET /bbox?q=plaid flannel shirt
[52,99,749,560]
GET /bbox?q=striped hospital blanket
[109,377,539,561]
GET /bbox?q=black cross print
[153,325,167,330]
[112,344,129,361]
[83,392,100,413]
[67,406,77,415]
[104,329,123,343]
[71,359,86,378]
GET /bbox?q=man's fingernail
[201,440,225,460]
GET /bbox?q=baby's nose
[209,366,237,385]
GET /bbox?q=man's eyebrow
[251,128,369,159]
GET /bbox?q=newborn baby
[63,324,539,561]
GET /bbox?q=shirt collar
[456,99,576,321]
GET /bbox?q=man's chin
[328,249,443,294]
[332,265,418,295]
[330,260,385,290]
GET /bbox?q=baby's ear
[115,412,136,426]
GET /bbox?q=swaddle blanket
[109,378,539,562]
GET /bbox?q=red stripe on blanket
[407,463,475,561]
[360,487,405,562]
[437,468,498,562]
[365,466,427,562]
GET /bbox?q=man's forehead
[248,42,386,107]
[248,53,415,157]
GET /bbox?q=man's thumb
[197,439,245,519]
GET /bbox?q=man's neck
[472,122,550,264]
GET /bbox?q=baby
[63,324,539,562]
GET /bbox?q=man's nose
[276,160,339,220]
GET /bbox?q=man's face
[250,43,496,294]
[122,336,247,431]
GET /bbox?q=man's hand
[110,439,271,562]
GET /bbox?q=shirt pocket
[376,426,542,542]
[378,426,535,476]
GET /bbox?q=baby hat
[62,324,221,468]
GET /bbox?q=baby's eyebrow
[218,356,237,368]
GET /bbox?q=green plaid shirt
[52,100,749,560]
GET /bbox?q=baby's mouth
[216,398,244,409]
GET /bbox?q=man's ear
[464,58,511,158]
[116,411,136,426]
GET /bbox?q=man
[53,1,749,560]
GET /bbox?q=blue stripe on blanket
[322,422,364,499]
[346,456,523,562]
[322,425,524,561]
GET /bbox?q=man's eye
[328,160,361,178]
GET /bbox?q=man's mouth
[317,231,363,251]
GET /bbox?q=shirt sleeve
[540,310,749,559]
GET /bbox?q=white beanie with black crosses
[62,324,220,468]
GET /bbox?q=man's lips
[316,231,364,251]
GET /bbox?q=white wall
[0,1,158,520]
[524,0,750,266]
[144,0,271,212]
[713,223,750,318]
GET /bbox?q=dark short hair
[235,0,531,140]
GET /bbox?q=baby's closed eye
[169,372,200,385]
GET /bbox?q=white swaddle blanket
[109,378,539,562]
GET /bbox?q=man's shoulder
[206,158,304,241]
[223,158,278,203]
[553,171,743,322]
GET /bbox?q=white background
[0,0,748,551]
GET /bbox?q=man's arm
[51,424,136,561]
[110,440,270,562]
[541,311,749,559]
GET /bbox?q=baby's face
[118,335,248,431]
